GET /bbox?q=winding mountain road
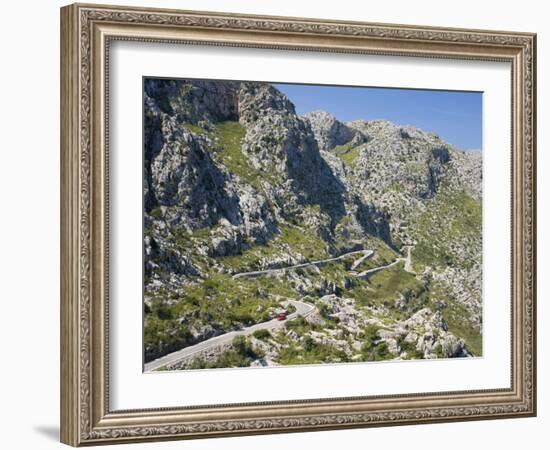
[144,299,315,372]
[232,249,374,279]
[355,245,414,279]
[404,245,414,273]
[355,258,403,279]
[145,246,415,372]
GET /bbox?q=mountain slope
[143,79,483,367]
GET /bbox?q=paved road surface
[144,299,314,372]
[355,258,403,279]
[354,246,415,279]
[145,246,415,372]
[404,245,414,273]
[232,250,373,279]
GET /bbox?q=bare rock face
[238,84,348,224]
[342,119,482,210]
[147,120,240,229]
[379,308,471,359]
[316,294,370,334]
[346,120,453,201]
[450,150,483,201]
[144,78,240,125]
[304,111,366,151]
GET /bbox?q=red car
[275,312,287,321]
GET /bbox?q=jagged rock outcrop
[304,111,366,151]
[346,120,454,201]
[238,84,348,224]
[147,123,240,229]
[379,308,471,359]
[144,78,240,125]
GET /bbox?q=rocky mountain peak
[237,82,296,123]
[304,110,366,151]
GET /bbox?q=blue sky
[274,83,482,150]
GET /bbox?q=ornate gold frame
[60,3,536,446]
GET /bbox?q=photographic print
[143,78,483,372]
[61,5,536,444]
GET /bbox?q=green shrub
[232,336,263,359]
[375,341,390,359]
[432,343,446,358]
[213,121,278,190]
[252,329,271,340]
[277,338,349,365]
[398,338,424,359]
[359,325,393,361]
[186,336,266,369]
[181,122,207,135]
[284,316,308,334]
[144,315,192,361]
[150,207,163,220]
[150,299,172,320]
